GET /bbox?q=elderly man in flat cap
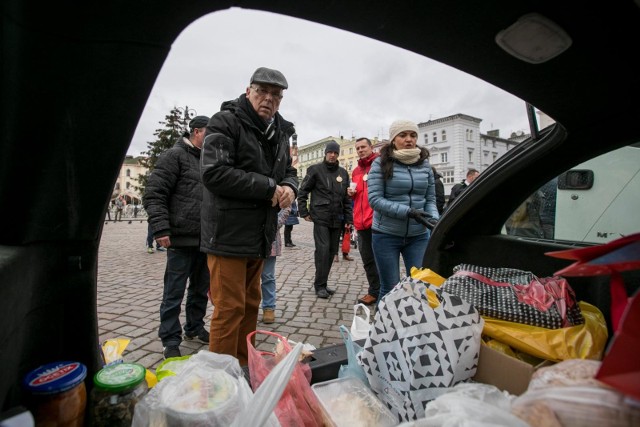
[200,67,298,365]
[298,140,353,299]
[144,114,212,360]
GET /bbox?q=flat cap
[250,67,288,89]
[188,115,209,130]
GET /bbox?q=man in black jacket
[200,67,298,366]
[446,168,479,210]
[298,140,353,298]
[143,115,211,360]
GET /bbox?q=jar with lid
[23,361,87,427]
[91,362,148,427]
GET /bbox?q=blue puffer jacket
[368,156,439,237]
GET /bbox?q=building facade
[418,113,524,196]
[114,155,146,205]
[296,113,527,198]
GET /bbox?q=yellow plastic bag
[482,301,608,362]
[410,267,446,287]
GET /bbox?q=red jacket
[351,153,378,230]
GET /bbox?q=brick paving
[97,218,374,372]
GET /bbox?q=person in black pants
[298,140,353,298]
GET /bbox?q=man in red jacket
[348,137,381,305]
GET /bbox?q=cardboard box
[472,344,552,395]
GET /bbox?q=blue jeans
[158,247,210,346]
[372,231,430,303]
[260,255,277,310]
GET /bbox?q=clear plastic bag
[338,325,369,387]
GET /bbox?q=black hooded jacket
[200,94,298,258]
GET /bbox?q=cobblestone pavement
[97,218,375,372]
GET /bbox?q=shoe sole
[183,335,209,345]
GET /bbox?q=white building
[418,113,525,197]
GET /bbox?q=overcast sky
[128,8,531,156]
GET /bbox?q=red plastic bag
[342,226,351,254]
[247,330,328,427]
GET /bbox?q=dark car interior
[2,0,639,414]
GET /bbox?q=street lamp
[176,106,197,132]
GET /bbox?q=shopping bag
[442,264,584,329]
[338,325,369,387]
[358,277,484,422]
[482,301,608,361]
[342,226,351,254]
[247,330,327,427]
[350,303,371,341]
[410,266,446,287]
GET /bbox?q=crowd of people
[141,66,445,362]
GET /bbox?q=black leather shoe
[316,288,329,299]
[285,242,295,247]
[326,287,336,295]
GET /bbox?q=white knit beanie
[389,119,419,142]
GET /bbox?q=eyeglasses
[251,85,284,101]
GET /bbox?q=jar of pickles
[23,361,87,427]
[91,363,147,427]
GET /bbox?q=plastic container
[312,376,396,427]
[91,363,148,427]
[23,361,88,427]
[160,367,240,426]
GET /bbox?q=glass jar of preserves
[91,363,147,427]
[23,361,87,427]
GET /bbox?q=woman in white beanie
[367,119,439,303]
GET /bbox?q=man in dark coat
[143,115,211,360]
[200,67,298,365]
[298,140,353,298]
[446,168,479,210]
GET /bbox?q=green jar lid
[94,363,146,393]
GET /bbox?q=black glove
[407,208,438,230]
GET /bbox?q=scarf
[391,148,421,164]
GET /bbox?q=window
[441,130,446,141]
[466,129,473,141]
[441,152,448,163]
[126,182,130,189]
[502,143,640,243]
[126,169,131,177]
[424,134,428,144]
[349,147,353,154]
[443,170,455,184]
[493,153,497,162]
[432,132,437,143]
[492,140,496,148]
[468,150,473,163]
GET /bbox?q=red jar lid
[23,361,87,395]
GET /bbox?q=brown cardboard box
[472,344,552,395]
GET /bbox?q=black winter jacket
[200,95,298,258]
[143,139,203,247]
[298,161,353,228]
